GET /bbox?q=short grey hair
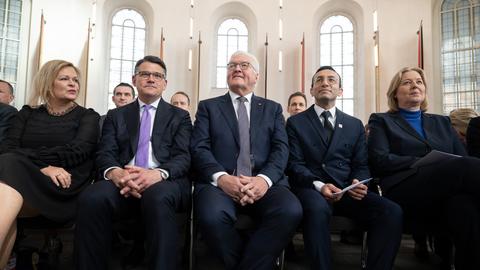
[230,51,259,74]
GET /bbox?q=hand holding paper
[332,178,372,196]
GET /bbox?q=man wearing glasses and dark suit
[191,51,302,270]
[75,55,192,270]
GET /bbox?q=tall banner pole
[264,33,269,98]
[301,32,305,93]
[160,27,165,59]
[196,32,202,107]
[37,10,46,72]
[82,18,92,106]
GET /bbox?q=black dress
[0,105,99,223]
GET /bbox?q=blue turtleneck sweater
[399,108,426,139]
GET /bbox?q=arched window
[441,0,480,113]
[0,0,22,95]
[108,9,146,109]
[320,15,355,116]
[215,18,248,89]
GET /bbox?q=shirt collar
[229,90,253,104]
[137,97,161,110]
[314,104,336,118]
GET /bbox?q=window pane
[320,15,355,115]
[215,18,249,88]
[441,0,479,113]
[0,0,22,94]
[108,9,145,109]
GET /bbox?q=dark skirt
[0,152,92,223]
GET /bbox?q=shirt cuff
[313,180,325,193]
[212,171,227,187]
[154,168,169,180]
[257,174,273,188]
[104,166,121,180]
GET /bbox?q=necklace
[46,102,78,116]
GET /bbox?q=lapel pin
[339,124,343,128]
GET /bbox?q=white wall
[19,0,440,122]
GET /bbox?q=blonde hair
[28,60,81,106]
[449,108,479,136]
[386,67,428,112]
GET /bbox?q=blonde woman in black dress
[0,60,99,267]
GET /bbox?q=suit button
[322,163,326,168]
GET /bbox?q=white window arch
[107,8,146,109]
[441,0,480,113]
[215,18,248,89]
[0,0,22,94]
[320,15,355,116]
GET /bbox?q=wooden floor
[15,229,446,270]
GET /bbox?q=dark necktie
[236,96,251,176]
[135,104,152,168]
[321,110,334,143]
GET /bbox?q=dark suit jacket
[286,106,369,189]
[190,93,289,186]
[0,103,17,142]
[96,99,192,194]
[368,111,466,192]
[466,116,480,158]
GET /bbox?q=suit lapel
[218,93,240,147]
[421,113,435,147]
[152,99,170,146]
[391,112,429,144]
[250,95,263,146]
[125,100,140,154]
[306,106,329,146]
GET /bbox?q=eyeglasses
[136,71,166,81]
[227,62,252,71]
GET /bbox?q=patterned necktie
[135,104,152,168]
[236,96,251,176]
[321,110,334,143]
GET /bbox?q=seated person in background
[287,91,307,116]
[287,66,402,270]
[466,115,480,158]
[449,108,478,146]
[368,66,480,270]
[190,51,302,270]
[0,79,15,105]
[99,82,135,129]
[0,60,99,269]
[170,91,191,112]
[75,55,192,270]
[0,102,17,142]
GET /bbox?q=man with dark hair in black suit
[286,66,402,270]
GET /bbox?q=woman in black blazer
[368,67,480,270]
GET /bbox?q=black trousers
[386,156,480,270]
[294,188,402,270]
[194,183,302,270]
[74,179,188,270]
